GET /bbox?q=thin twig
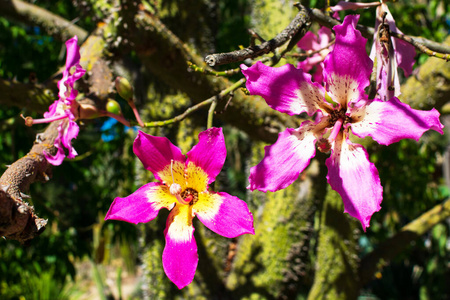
[187,62,241,76]
[144,78,246,127]
[391,32,450,61]
[207,98,218,129]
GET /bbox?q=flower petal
[163,204,198,289]
[59,36,86,101]
[195,192,254,238]
[44,138,66,166]
[324,15,373,106]
[105,182,174,224]
[349,97,444,145]
[297,31,320,51]
[241,61,326,116]
[62,120,79,159]
[133,130,186,181]
[326,134,382,231]
[186,127,226,185]
[248,123,318,192]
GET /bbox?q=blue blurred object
[100,118,137,142]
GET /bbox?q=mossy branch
[359,199,450,286]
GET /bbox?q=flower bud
[79,103,100,119]
[106,99,122,115]
[115,76,133,102]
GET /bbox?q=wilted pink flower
[297,26,333,83]
[241,15,443,231]
[370,2,416,100]
[26,36,85,165]
[105,128,254,289]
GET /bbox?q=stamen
[169,159,190,205]
[171,159,175,184]
[21,113,69,126]
[328,118,343,143]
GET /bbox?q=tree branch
[204,6,311,66]
[0,121,62,243]
[0,0,88,42]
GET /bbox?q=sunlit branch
[144,78,245,128]
[204,6,311,66]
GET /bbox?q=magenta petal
[393,37,416,77]
[326,135,382,231]
[105,182,172,224]
[163,206,198,289]
[44,139,66,166]
[241,61,326,116]
[196,192,254,238]
[350,97,444,145]
[324,15,373,94]
[186,127,226,184]
[65,36,81,71]
[62,120,79,159]
[248,124,317,192]
[297,31,320,51]
[133,131,186,180]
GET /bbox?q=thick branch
[359,199,450,286]
[204,6,311,66]
[0,121,62,243]
[130,8,298,143]
[0,0,88,42]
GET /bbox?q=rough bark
[0,121,60,243]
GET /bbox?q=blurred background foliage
[0,0,449,299]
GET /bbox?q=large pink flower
[105,128,254,289]
[28,36,85,165]
[241,15,443,231]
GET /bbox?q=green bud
[115,76,134,101]
[106,99,122,115]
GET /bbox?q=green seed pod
[106,99,122,115]
[115,76,134,102]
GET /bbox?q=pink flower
[27,36,86,165]
[297,26,333,84]
[241,15,443,231]
[105,128,254,289]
